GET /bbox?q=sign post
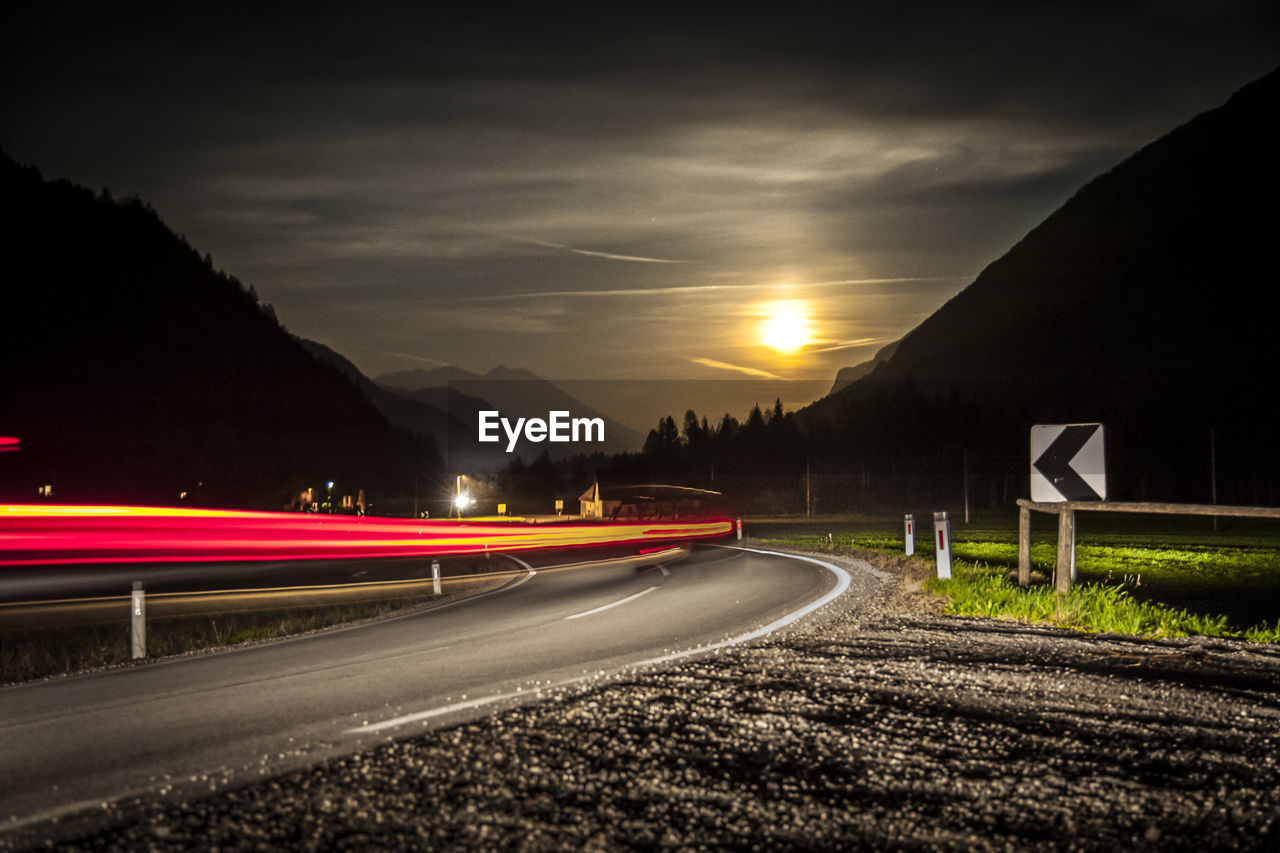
[904,514,915,556]
[1031,424,1104,591]
[933,511,952,579]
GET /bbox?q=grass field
[752,513,1280,643]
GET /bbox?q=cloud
[461,277,958,302]
[809,338,885,354]
[689,358,783,380]
[343,347,451,367]
[510,237,695,264]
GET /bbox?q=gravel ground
[19,546,1280,851]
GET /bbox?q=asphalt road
[0,545,848,846]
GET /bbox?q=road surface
[0,545,850,845]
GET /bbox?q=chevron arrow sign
[1031,423,1107,502]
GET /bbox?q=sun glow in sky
[758,300,814,355]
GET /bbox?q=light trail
[0,505,732,567]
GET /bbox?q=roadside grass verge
[757,528,1280,643]
[2,594,441,686]
[926,560,1280,643]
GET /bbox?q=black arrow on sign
[1034,424,1102,501]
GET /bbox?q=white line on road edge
[500,554,539,586]
[353,554,536,628]
[345,547,851,735]
[564,587,656,620]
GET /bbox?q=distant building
[578,481,621,520]
[578,482,721,520]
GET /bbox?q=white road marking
[498,554,538,587]
[564,587,656,621]
[351,687,533,734]
[344,548,853,736]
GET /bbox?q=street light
[453,473,466,518]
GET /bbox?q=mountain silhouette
[297,338,487,450]
[377,365,644,458]
[848,68,1276,393]
[0,152,440,508]
[827,339,900,395]
[805,68,1279,506]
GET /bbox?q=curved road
[0,545,851,842]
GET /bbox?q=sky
[3,3,1277,416]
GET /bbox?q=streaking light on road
[0,504,733,566]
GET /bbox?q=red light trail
[0,505,733,567]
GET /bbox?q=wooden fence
[1015,499,1280,593]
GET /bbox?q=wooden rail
[1015,499,1280,593]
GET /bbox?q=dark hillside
[800,69,1279,509]
[0,153,439,508]
[864,68,1276,390]
[296,338,482,450]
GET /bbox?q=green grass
[756,521,1280,643]
[925,560,1280,643]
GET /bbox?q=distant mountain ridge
[827,339,900,395]
[376,365,644,457]
[296,339,487,447]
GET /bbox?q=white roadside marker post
[933,511,952,579]
[904,514,915,556]
[431,559,442,596]
[736,518,743,541]
[130,581,146,659]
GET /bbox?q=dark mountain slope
[828,339,900,395]
[296,338,486,448]
[0,153,439,507]
[802,69,1279,506]
[856,68,1276,392]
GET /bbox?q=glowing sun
[759,300,813,354]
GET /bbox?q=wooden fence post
[1055,507,1075,594]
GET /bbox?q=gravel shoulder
[14,543,1280,851]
